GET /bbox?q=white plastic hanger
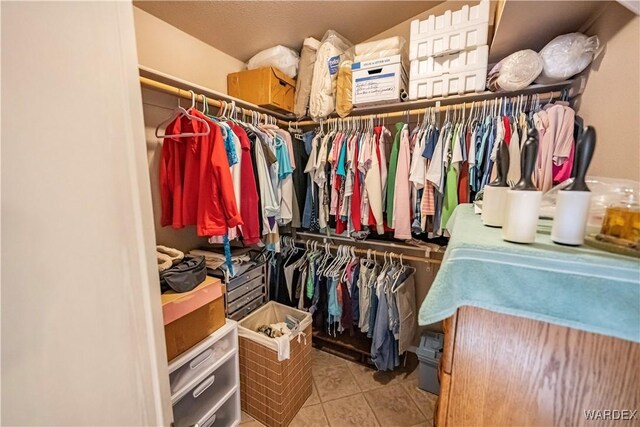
[155,90,210,139]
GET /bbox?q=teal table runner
[419,204,640,343]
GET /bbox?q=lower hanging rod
[292,238,442,265]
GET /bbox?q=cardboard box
[227,67,295,114]
[352,55,408,106]
[161,276,225,361]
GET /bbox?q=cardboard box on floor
[161,276,225,361]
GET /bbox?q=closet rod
[293,89,566,127]
[292,239,442,265]
[139,76,291,127]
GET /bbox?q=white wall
[1,2,172,425]
[134,6,246,93]
[577,2,640,181]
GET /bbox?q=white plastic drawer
[410,0,489,60]
[410,45,488,79]
[410,23,488,60]
[173,356,238,427]
[195,389,240,427]
[409,68,487,100]
[169,329,237,402]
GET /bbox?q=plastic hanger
[155,90,210,139]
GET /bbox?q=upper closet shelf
[139,65,581,127]
[139,65,295,122]
[291,78,580,126]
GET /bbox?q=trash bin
[417,331,443,395]
[238,302,312,427]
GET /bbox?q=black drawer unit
[223,262,267,320]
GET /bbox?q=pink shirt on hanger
[393,126,412,240]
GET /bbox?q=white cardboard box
[352,55,407,106]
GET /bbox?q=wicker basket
[238,302,312,427]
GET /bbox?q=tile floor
[240,348,437,427]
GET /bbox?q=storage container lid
[417,332,444,361]
[352,54,403,71]
[161,276,224,325]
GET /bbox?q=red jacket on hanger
[160,110,242,236]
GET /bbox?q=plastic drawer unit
[409,45,488,99]
[410,45,488,80]
[409,68,487,99]
[168,319,241,427]
[409,0,490,60]
[224,263,268,321]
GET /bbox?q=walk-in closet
[2,1,639,426]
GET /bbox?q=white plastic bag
[294,37,321,118]
[487,49,543,91]
[309,30,353,120]
[535,33,599,84]
[247,45,300,79]
[354,36,406,62]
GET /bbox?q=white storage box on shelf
[169,319,240,427]
[351,55,408,106]
[409,45,488,99]
[410,45,488,80]
[410,0,490,60]
[409,68,487,100]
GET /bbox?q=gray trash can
[417,331,443,395]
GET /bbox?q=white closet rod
[292,236,442,265]
[294,89,567,127]
[140,76,290,126]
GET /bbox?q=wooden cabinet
[435,307,640,427]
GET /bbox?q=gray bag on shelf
[159,255,206,293]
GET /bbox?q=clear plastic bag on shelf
[354,36,406,62]
[487,49,543,92]
[540,176,639,233]
[294,37,321,118]
[309,30,353,120]
[247,45,300,79]
[336,60,353,118]
[535,33,600,84]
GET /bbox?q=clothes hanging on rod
[298,93,581,239]
[268,237,417,371]
[157,91,306,272]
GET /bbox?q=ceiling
[134,1,443,62]
[489,1,609,62]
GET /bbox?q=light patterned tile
[313,364,361,402]
[402,379,438,421]
[322,393,380,427]
[364,384,426,427]
[312,347,348,369]
[289,404,329,427]
[240,411,255,424]
[239,421,265,427]
[346,361,409,392]
[304,381,321,407]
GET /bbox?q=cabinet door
[441,313,457,375]
[448,307,640,426]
